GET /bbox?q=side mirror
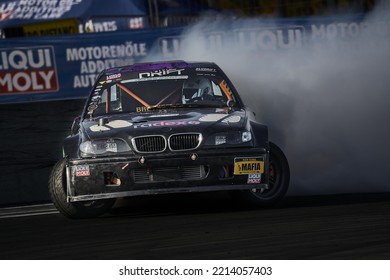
[227,99,235,109]
[70,116,81,135]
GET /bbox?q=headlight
[80,139,131,156]
[205,131,252,146]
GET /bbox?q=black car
[49,60,289,218]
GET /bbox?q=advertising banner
[0,0,146,28]
[1,14,378,104]
[0,27,182,103]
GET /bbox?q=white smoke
[146,5,390,195]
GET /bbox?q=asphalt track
[1,192,390,260]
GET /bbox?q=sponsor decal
[138,68,184,79]
[196,67,217,72]
[106,73,121,80]
[234,157,264,175]
[247,173,262,184]
[75,165,90,177]
[105,142,117,152]
[240,162,261,172]
[136,106,148,112]
[133,120,200,129]
[89,119,200,131]
[0,46,58,94]
[96,140,117,153]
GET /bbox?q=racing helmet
[182,76,213,104]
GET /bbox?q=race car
[49,60,290,218]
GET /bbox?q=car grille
[132,135,166,153]
[169,133,201,151]
[132,133,202,153]
[133,165,207,183]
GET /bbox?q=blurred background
[0,0,382,38]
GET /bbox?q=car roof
[104,60,218,75]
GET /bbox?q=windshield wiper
[182,102,227,108]
[147,104,184,110]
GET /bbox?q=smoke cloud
[146,5,390,195]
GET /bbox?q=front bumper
[66,148,269,202]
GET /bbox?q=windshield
[86,72,238,117]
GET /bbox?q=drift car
[49,60,289,218]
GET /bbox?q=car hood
[81,108,248,140]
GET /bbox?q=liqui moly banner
[0,46,58,94]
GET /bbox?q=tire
[49,159,115,219]
[232,142,290,207]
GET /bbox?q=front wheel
[49,159,115,219]
[232,142,290,207]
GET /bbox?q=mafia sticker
[234,157,264,175]
[0,46,58,94]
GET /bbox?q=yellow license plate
[234,157,264,175]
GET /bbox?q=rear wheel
[49,159,115,219]
[232,142,290,206]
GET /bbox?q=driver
[182,76,214,104]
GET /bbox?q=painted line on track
[0,204,59,219]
